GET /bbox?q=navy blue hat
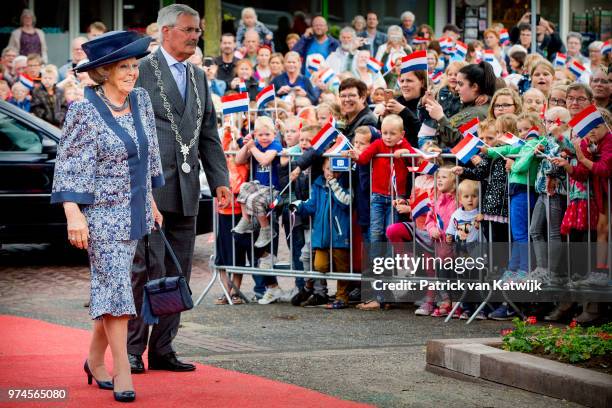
[75,31,151,73]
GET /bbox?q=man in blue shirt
[292,16,339,75]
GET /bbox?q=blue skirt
[87,239,138,320]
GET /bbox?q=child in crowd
[9,82,30,112]
[527,107,572,284]
[552,108,612,288]
[349,114,412,244]
[315,102,341,129]
[236,7,274,48]
[453,118,511,245]
[278,117,308,294]
[483,112,544,320]
[292,157,352,309]
[522,87,546,114]
[215,122,250,305]
[445,179,486,319]
[233,116,283,249]
[413,165,458,316]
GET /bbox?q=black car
[0,100,213,246]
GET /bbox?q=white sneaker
[571,272,608,287]
[280,287,299,302]
[526,267,552,285]
[258,254,277,269]
[232,217,254,234]
[254,226,277,248]
[258,287,284,305]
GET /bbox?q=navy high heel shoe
[84,360,113,390]
[113,376,136,403]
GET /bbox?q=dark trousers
[127,211,197,356]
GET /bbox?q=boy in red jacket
[347,114,411,243]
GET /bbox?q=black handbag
[140,224,193,325]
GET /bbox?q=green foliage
[502,318,612,363]
[328,25,340,39]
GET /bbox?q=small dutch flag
[429,71,442,85]
[568,104,605,138]
[499,29,510,45]
[526,126,540,139]
[451,133,484,164]
[454,41,468,59]
[400,50,428,74]
[500,132,526,148]
[568,60,587,78]
[411,193,431,219]
[602,40,612,56]
[458,117,480,138]
[367,57,383,74]
[554,52,567,67]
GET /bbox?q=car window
[0,111,43,153]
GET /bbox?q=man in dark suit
[127,4,230,373]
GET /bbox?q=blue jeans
[508,190,536,272]
[369,194,398,243]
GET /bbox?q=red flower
[500,328,514,337]
[526,316,537,325]
[569,319,578,328]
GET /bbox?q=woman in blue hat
[51,31,164,403]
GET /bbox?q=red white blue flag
[526,126,540,139]
[458,117,479,138]
[554,52,567,67]
[454,41,467,59]
[400,50,427,74]
[499,29,510,45]
[19,74,34,90]
[411,193,431,219]
[221,92,250,115]
[568,105,605,138]
[367,57,383,74]
[412,37,428,45]
[500,132,525,148]
[602,40,612,56]
[256,84,275,110]
[408,161,439,175]
[568,60,587,78]
[451,133,484,164]
[429,71,442,85]
[311,122,340,153]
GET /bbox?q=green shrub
[502,318,612,363]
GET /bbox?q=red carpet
[0,315,372,407]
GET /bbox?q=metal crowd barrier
[195,148,611,323]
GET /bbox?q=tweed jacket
[51,87,164,241]
[136,47,228,216]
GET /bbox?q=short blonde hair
[11,82,28,93]
[545,106,570,123]
[41,64,58,78]
[254,116,275,133]
[495,113,519,134]
[517,111,543,130]
[381,114,403,132]
[458,179,479,196]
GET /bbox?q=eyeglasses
[545,119,566,125]
[567,96,589,103]
[494,103,514,109]
[592,78,610,84]
[171,26,203,36]
[549,97,566,106]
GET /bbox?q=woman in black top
[377,70,426,147]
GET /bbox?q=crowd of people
[3,7,611,324]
